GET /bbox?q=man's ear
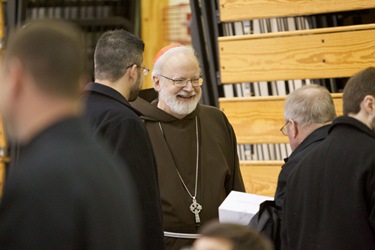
[153,75,160,92]
[7,58,24,99]
[362,95,375,115]
[128,64,138,81]
[290,120,299,138]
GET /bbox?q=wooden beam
[219,24,375,83]
[219,93,343,144]
[219,0,375,22]
[240,160,282,196]
[0,116,7,197]
[141,0,169,89]
[221,95,287,144]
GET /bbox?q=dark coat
[0,118,141,249]
[282,116,375,250]
[132,95,245,250]
[274,125,330,208]
[83,83,164,250]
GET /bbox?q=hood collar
[330,116,375,138]
[83,82,142,116]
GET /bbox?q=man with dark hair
[0,19,141,249]
[282,67,375,249]
[83,29,164,250]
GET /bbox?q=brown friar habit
[132,95,245,250]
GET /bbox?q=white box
[218,191,273,225]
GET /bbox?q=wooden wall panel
[219,0,375,22]
[219,24,375,83]
[219,93,343,144]
[220,96,287,144]
[141,0,169,89]
[218,0,372,196]
[240,161,282,196]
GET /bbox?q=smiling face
[154,51,202,119]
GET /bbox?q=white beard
[159,89,201,115]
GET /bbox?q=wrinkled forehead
[161,52,200,75]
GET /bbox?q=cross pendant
[190,198,202,224]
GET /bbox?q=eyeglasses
[140,66,150,76]
[280,120,290,136]
[125,64,150,76]
[158,75,203,87]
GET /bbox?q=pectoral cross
[190,197,202,224]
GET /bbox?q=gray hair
[284,84,336,128]
[152,46,200,77]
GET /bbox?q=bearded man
[132,45,245,250]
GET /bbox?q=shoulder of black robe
[82,84,165,250]
[0,117,141,249]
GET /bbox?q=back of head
[5,19,85,98]
[343,67,375,116]
[94,29,144,82]
[197,221,274,250]
[152,45,200,76]
[284,84,336,128]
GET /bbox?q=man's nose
[183,80,195,91]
